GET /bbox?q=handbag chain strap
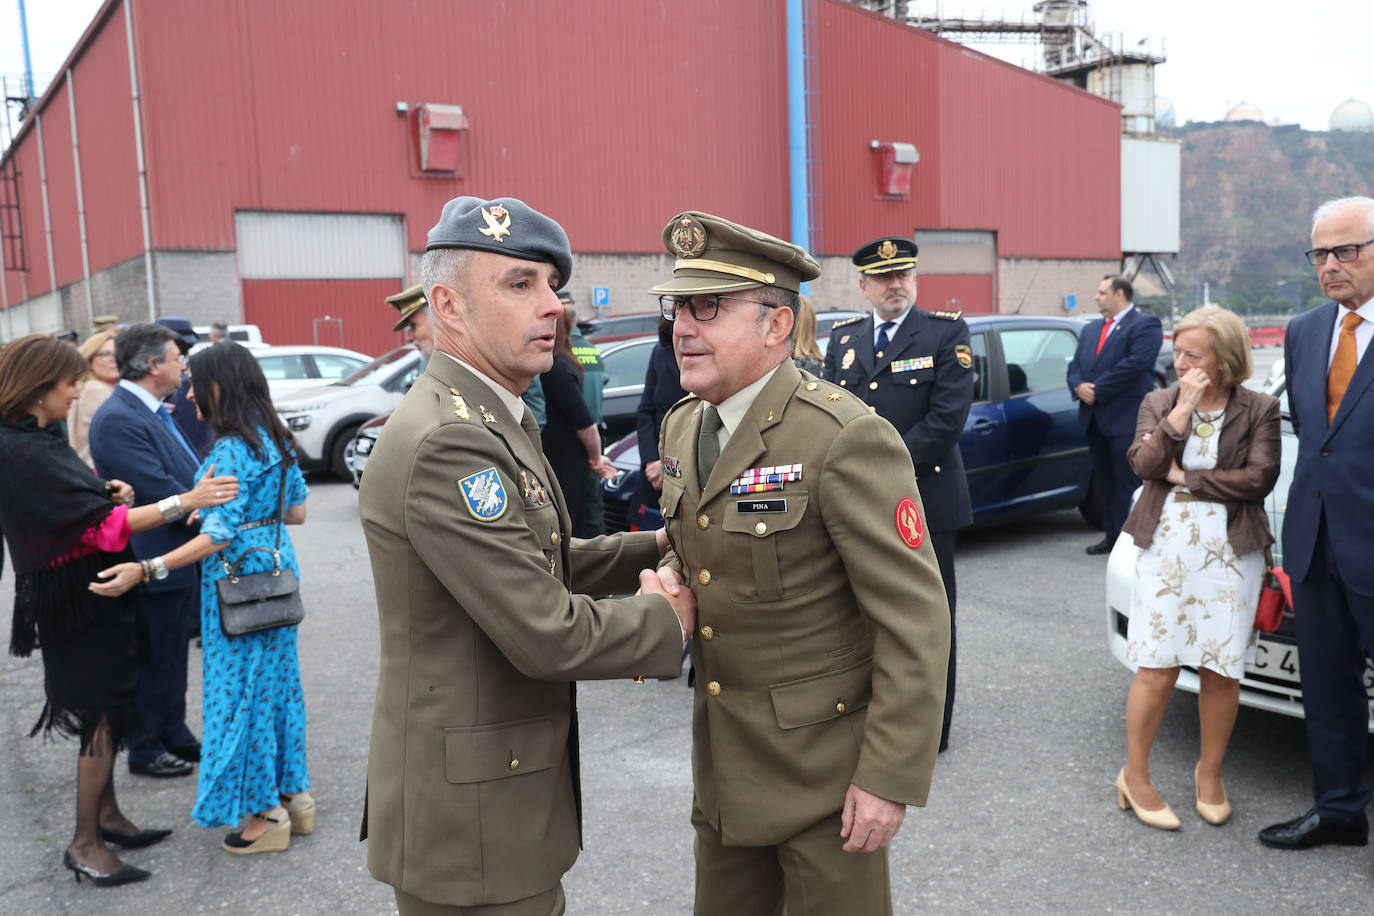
[221,461,288,582]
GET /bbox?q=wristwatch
[141,557,170,581]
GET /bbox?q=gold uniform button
[840,379,848,387]
[550,530,560,545]
[909,378,917,385]
[869,381,879,390]
[835,700,846,714]
[754,521,767,535]
[875,350,884,359]
[707,681,722,696]
[697,513,710,529]
[633,675,645,684]
[934,465,941,473]
[509,758,520,771]
[699,625,714,640]
[805,381,818,391]
[698,569,712,586]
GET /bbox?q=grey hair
[421,248,475,302]
[115,323,176,380]
[210,320,229,338]
[1312,196,1374,236]
[754,286,800,350]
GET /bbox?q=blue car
[603,312,1176,533]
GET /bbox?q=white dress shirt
[1326,296,1374,369]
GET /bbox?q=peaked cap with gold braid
[648,211,821,295]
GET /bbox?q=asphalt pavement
[5,346,1372,915]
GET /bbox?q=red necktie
[1095,317,1114,356]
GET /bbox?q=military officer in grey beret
[359,196,696,916]
[386,283,434,360]
[823,236,974,753]
[653,212,950,915]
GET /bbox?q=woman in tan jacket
[1114,306,1281,831]
[69,329,120,469]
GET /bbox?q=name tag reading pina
[736,499,787,513]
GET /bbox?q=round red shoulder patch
[895,497,924,549]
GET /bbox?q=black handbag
[216,464,305,637]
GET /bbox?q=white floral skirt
[1126,492,1265,679]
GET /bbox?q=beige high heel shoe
[1194,762,1232,826]
[282,791,316,835]
[222,805,291,854]
[1115,769,1181,831]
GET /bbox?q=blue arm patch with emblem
[458,467,508,520]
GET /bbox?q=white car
[1106,377,1374,729]
[251,345,374,399]
[275,346,423,480]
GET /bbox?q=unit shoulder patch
[457,467,508,521]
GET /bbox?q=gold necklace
[1193,407,1224,439]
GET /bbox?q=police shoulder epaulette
[830,315,865,329]
[929,309,963,321]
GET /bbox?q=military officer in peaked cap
[359,196,695,915]
[386,283,434,360]
[652,212,950,915]
[824,236,974,753]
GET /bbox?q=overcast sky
[3,0,1371,142]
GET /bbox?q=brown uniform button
[805,382,818,391]
[509,758,520,771]
[869,381,879,390]
[550,530,560,545]
[697,513,710,529]
[698,569,712,585]
[699,625,714,640]
[754,521,767,535]
[835,700,846,714]
[707,681,722,696]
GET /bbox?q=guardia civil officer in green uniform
[653,212,950,915]
[386,283,434,362]
[560,290,609,537]
[359,196,695,916]
[823,237,974,752]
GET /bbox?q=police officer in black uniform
[823,236,974,751]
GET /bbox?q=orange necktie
[1327,310,1364,422]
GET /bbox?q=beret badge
[479,205,512,243]
[877,240,898,260]
[670,217,708,258]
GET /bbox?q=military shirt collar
[707,363,783,446]
[432,349,527,426]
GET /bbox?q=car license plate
[1251,639,1301,685]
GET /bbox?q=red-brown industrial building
[0,0,1121,354]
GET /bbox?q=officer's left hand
[840,784,905,853]
[655,526,670,556]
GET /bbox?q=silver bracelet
[157,494,184,521]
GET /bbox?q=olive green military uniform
[652,213,951,915]
[360,197,684,914]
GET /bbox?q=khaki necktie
[1327,310,1364,423]
[697,405,723,486]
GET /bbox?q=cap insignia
[670,218,707,258]
[877,240,898,260]
[479,205,512,243]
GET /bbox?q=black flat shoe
[62,848,151,887]
[1085,537,1114,555]
[99,826,173,849]
[1258,809,1369,849]
[128,752,194,778]
[165,740,201,763]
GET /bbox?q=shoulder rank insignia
[458,468,507,521]
[827,392,843,401]
[930,309,964,321]
[478,205,511,242]
[832,315,865,329]
[480,405,496,424]
[841,348,856,370]
[449,388,470,420]
[954,344,973,369]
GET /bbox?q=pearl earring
[37,399,43,406]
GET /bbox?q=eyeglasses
[1305,239,1374,266]
[658,295,777,322]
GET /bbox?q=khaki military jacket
[659,363,951,847]
[359,354,683,908]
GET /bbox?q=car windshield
[337,348,416,387]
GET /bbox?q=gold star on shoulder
[480,406,496,424]
[827,392,843,401]
[449,388,470,420]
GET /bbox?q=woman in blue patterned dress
[99,341,312,855]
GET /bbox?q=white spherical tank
[1225,102,1264,123]
[1330,98,1374,132]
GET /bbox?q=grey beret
[426,196,572,291]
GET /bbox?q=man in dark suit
[824,236,972,752]
[1066,276,1163,554]
[89,323,205,778]
[1260,196,1374,851]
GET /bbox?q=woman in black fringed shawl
[0,335,239,887]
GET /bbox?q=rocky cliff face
[1166,122,1374,311]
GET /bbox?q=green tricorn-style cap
[648,211,821,296]
[387,284,428,332]
[852,236,919,275]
